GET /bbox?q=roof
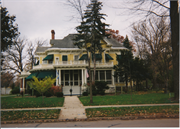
[35,47,50,53]
[103,37,124,47]
[35,34,125,53]
[50,34,78,48]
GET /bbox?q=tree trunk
[42,93,44,104]
[93,53,96,83]
[146,79,148,89]
[88,52,93,103]
[152,77,157,89]
[170,1,179,100]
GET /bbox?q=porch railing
[33,60,114,69]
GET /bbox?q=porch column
[82,69,84,86]
[104,51,106,63]
[56,70,58,86]
[20,79,23,92]
[85,69,87,84]
[112,70,114,86]
[59,69,61,86]
[23,77,25,93]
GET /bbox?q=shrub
[45,91,53,97]
[35,91,41,97]
[99,91,105,95]
[27,89,33,96]
[11,86,20,94]
[51,86,62,96]
[95,81,109,95]
[56,92,63,97]
[82,92,88,96]
[92,90,97,96]
[20,91,24,97]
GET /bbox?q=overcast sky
[2,0,141,43]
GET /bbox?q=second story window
[43,60,48,64]
[74,55,79,61]
[43,54,54,64]
[62,55,68,64]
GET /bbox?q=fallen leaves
[86,106,179,118]
[1,109,60,121]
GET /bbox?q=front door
[62,70,81,95]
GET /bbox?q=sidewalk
[58,96,87,119]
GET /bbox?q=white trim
[59,69,61,86]
[112,70,114,85]
[55,57,59,64]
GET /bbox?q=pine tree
[1,7,20,52]
[74,0,110,103]
[114,36,133,91]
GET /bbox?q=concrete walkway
[58,96,87,119]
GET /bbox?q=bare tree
[120,0,179,99]
[2,36,27,74]
[66,0,89,21]
[132,16,172,91]
[25,39,48,71]
[117,0,170,18]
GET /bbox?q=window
[100,71,105,80]
[106,70,112,79]
[49,60,53,64]
[74,55,79,61]
[43,60,48,64]
[62,55,67,64]
[95,71,98,81]
[62,55,68,61]
[106,70,112,84]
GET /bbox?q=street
[1,119,179,128]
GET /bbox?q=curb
[1,114,179,124]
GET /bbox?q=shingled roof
[35,47,50,53]
[35,34,125,53]
[50,34,78,48]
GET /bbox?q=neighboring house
[20,30,132,95]
[1,87,12,94]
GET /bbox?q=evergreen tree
[114,36,133,90]
[114,36,151,91]
[1,7,20,52]
[74,0,110,103]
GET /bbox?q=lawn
[79,93,178,106]
[1,96,64,109]
[86,105,179,118]
[1,109,60,121]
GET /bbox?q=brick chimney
[51,30,55,39]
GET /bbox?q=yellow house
[22,30,129,95]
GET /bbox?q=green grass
[80,93,178,106]
[1,96,64,109]
[1,109,60,121]
[86,105,179,118]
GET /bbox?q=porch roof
[26,70,56,80]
